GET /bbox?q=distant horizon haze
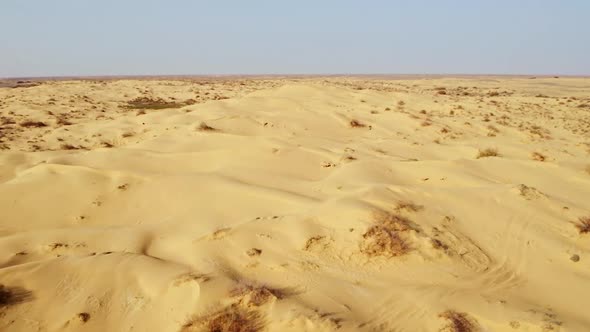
[1,1,589,77]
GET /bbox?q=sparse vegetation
[395,201,424,213]
[182,304,265,332]
[61,143,81,150]
[198,122,217,131]
[576,216,590,234]
[123,97,187,110]
[532,152,546,162]
[349,119,367,128]
[230,282,293,306]
[78,312,91,323]
[0,284,33,309]
[360,211,414,257]
[20,120,48,128]
[439,310,479,332]
[476,148,500,159]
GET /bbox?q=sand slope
[1,77,590,331]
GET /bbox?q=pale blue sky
[1,1,589,77]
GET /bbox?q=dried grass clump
[395,201,423,213]
[531,152,546,162]
[123,97,185,110]
[439,310,479,332]
[198,122,217,131]
[349,119,367,128]
[360,212,414,257]
[230,283,293,307]
[576,216,590,234]
[476,148,499,159]
[20,120,48,128]
[585,165,590,175]
[0,285,33,309]
[182,304,265,332]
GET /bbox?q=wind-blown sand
[0,77,589,331]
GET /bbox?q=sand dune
[1,77,589,331]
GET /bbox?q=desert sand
[0,76,589,331]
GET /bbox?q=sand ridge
[0,77,589,331]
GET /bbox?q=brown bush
[0,285,33,309]
[199,122,217,131]
[476,148,499,159]
[360,212,414,257]
[182,304,265,332]
[439,311,479,332]
[576,216,590,234]
[532,152,546,162]
[349,119,366,128]
[20,120,48,128]
[123,97,185,110]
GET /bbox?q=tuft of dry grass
[585,165,590,175]
[395,201,424,213]
[349,119,366,128]
[77,312,91,323]
[123,97,185,110]
[56,117,72,126]
[20,120,48,128]
[476,148,500,159]
[198,122,217,131]
[182,304,265,332]
[230,282,295,307]
[576,216,590,234]
[360,211,415,257]
[439,311,479,332]
[532,152,546,162]
[61,143,81,150]
[0,285,33,309]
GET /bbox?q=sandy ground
[0,76,589,332]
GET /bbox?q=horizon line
[2,73,589,81]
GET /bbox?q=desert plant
[576,216,590,234]
[123,97,185,110]
[0,285,33,309]
[20,120,47,128]
[360,211,414,257]
[439,310,479,332]
[349,120,366,128]
[532,152,546,162]
[199,122,217,131]
[476,148,499,159]
[182,304,265,332]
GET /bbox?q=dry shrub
[476,148,499,159]
[349,119,366,128]
[20,120,47,128]
[77,312,91,323]
[56,117,72,126]
[61,143,81,150]
[360,211,414,257]
[395,201,424,213]
[576,216,590,234]
[230,283,294,307]
[182,304,265,332]
[439,311,479,332]
[532,152,546,162]
[123,97,185,110]
[0,285,33,309]
[199,122,217,131]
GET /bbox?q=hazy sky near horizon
[1,1,589,77]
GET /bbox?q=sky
[1,1,589,77]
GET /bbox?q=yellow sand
[0,77,589,331]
